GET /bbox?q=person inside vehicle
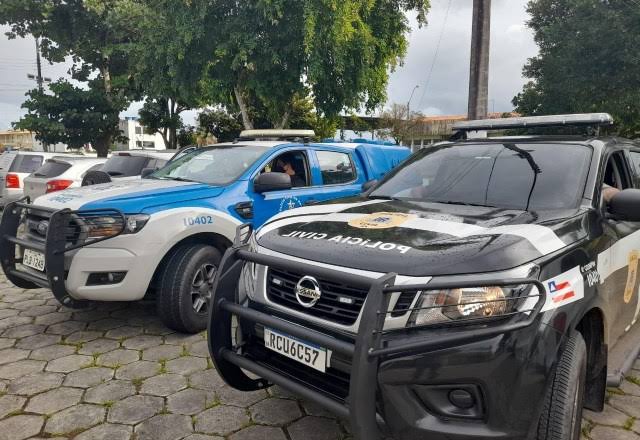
[274,155,305,187]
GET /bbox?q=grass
[102,400,115,408]
[158,360,167,374]
[180,345,190,357]
[627,376,640,387]
[624,417,636,430]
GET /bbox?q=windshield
[101,156,149,177]
[10,154,43,173]
[150,145,269,185]
[370,143,592,210]
[32,160,71,178]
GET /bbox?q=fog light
[449,389,475,409]
[86,272,127,286]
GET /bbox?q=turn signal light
[5,173,19,189]
[45,179,73,193]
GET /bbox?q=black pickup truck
[208,113,640,440]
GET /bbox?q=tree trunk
[276,109,290,129]
[234,86,253,129]
[169,99,177,149]
[94,134,111,158]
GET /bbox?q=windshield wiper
[432,200,498,208]
[106,171,124,176]
[368,195,401,201]
[160,176,198,183]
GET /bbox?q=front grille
[23,208,53,242]
[267,268,367,325]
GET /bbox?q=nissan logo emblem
[36,220,49,235]
[295,276,322,308]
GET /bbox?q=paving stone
[78,338,119,355]
[97,348,139,367]
[44,404,105,435]
[126,315,159,327]
[34,311,71,326]
[84,379,136,404]
[0,338,15,350]
[46,320,86,335]
[184,435,224,440]
[217,385,268,407]
[0,381,6,394]
[166,356,208,375]
[251,397,302,425]
[164,332,204,346]
[142,344,182,361]
[63,367,114,388]
[301,399,335,418]
[8,372,64,395]
[74,423,132,440]
[64,330,103,344]
[589,426,639,440]
[189,369,225,391]
[122,335,163,350]
[190,340,210,357]
[0,309,18,320]
[24,387,83,414]
[0,359,45,379]
[167,388,209,415]
[609,394,640,418]
[46,355,93,373]
[143,322,175,336]
[29,344,76,361]
[114,360,159,380]
[140,373,187,396]
[135,414,194,440]
[15,333,60,349]
[71,309,111,322]
[105,325,143,339]
[621,379,640,397]
[269,385,300,400]
[584,405,633,426]
[287,416,342,440]
[0,348,30,366]
[231,425,288,440]
[11,299,46,310]
[0,316,32,332]
[195,405,250,435]
[19,305,58,317]
[86,318,127,331]
[2,324,45,339]
[0,394,26,419]
[0,415,45,440]
[107,395,164,425]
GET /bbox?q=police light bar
[239,129,316,139]
[452,113,614,132]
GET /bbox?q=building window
[143,141,155,149]
[135,126,143,135]
[136,141,143,148]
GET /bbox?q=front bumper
[208,229,548,440]
[0,200,128,306]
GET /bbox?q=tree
[203,0,430,129]
[15,80,124,152]
[197,108,243,143]
[379,103,422,145]
[0,0,144,155]
[513,0,640,136]
[138,98,187,149]
[177,125,197,148]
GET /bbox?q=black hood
[256,198,589,276]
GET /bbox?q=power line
[415,0,453,112]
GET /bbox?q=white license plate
[264,328,328,372]
[23,248,45,272]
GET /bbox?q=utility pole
[27,37,52,152]
[406,85,419,150]
[467,0,491,121]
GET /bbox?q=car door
[251,149,321,226]
[597,148,640,342]
[306,148,364,204]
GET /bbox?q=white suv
[82,150,177,186]
[24,156,107,199]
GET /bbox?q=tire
[537,332,587,440]
[82,170,112,186]
[156,244,222,333]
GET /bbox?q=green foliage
[378,103,421,145]
[138,98,185,149]
[177,126,198,148]
[197,108,243,143]
[513,0,640,137]
[15,80,124,156]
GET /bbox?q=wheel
[537,332,587,440]
[157,244,222,333]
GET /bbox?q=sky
[0,0,538,130]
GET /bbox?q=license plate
[264,328,328,372]
[23,248,45,272]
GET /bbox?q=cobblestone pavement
[0,269,638,440]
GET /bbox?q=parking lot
[0,267,637,440]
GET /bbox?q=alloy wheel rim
[191,263,217,314]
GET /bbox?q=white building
[115,117,167,151]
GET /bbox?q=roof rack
[452,113,614,132]
[237,129,315,142]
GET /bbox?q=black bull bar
[207,230,546,439]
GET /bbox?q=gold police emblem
[348,212,415,229]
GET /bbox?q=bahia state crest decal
[348,212,415,229]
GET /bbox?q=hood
[32,179,225,213]
[256,198,589,276]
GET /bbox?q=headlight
[124,214,150,234]
[407,285,526,327]
[81,214,149,239]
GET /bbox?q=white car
[23,156,107,199]
[82,150,178,186]
[0,151,65,207]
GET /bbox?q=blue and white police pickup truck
[0,130,409,333]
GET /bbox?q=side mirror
[254,172,292,193]
[609,189,640,221]
[141,168,155,178]
[362,179,378,193]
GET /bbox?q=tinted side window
[32,161,71,178]
[628,152,640,188]
[316,151,356,185]
[101,156,149,177]
[10,155,43,173]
